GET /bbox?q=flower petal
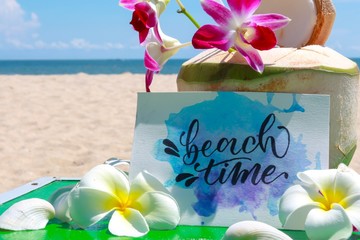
[108,209,149,237]
[200,0,232,27]
[228,0,260,17]
[305,203,353,240]
[119,0,139,10]
[245,25,276,50]
[234,37,264,73]
[48,185,73,222]
[145,44,161,72]
[77,164,130,205]
[129,171,169,202]
[192,24,233,51]
[251,14,290,31]
[131,191,180,230]
[279,185,322,230]
[333,164,360,200]
[341,193,360,231]
[145,69,155,92]
[279,185,315,226]
[68,186,119,228]
[297,168,337,203]
[0,198,55,231]
[130,2,158,44]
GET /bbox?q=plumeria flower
[192,0,290,72]
[279,164,360,240]
[68,164,180,237]
[144,27,191,92]
[119,0,169,43]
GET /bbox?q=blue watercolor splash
[155,92,313,221]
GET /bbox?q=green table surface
[0,180,359,240]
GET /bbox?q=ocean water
[0,59,186,75]
[0,58,359,75]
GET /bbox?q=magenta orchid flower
[192,0,290,72]
[119,0,169,44]
[144,27,191,92]
[130,2,159,44]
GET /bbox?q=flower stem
[176,0,201,29]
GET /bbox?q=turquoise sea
[0,58,359,75]
[0,59,186,75]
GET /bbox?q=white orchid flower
[68,164,180,237]
[279,164,360,240]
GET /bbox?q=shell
[0,198,55,230]
[222,221,293,240]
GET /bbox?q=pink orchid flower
[119,0,168,44]
[130,2,159,44]
[144,28,191,92]
[192,0,290,72]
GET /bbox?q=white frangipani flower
[68,164,180,237]
[279,164,360,240]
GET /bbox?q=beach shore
[0,73,359,193]
[0,73,176,193]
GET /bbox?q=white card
[130,92,330,228]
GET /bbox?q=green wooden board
[0,180,359,239]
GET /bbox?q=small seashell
[49,185,74,222]
[222,221,293,240]
[0,198,55,230]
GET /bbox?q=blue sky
[0,0,359,60]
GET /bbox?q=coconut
[177,46,359,168]
[256,0,336,47]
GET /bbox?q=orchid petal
[129,171,169,202]
[135,2,157,28]
[145,69,154,92]
[341,194,360,230]
[130,2,158,44]
[251,14,291,31]
[119,0,139,10]
[144,44,161,72]
[48,185,73,222]
[305,204,353,240]
[228,0,260,17]
[193,24,233,51]
[0,198,55,231]
[245,25,276,50]
[108,209,149,237]
[279,185,317,226]
[154,0,170,15]
[77,164,130,205]
[234,37,264,73]
[200,0,232,27]
[68,187,119,228]
[131,191,180,230]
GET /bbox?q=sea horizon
[0,58,359,75]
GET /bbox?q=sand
[0,73,176,193]
[0,73,359,193]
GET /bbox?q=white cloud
[70,38,123,50]
[0,0,40,38]
[0,0,124,54]
[5,38,124,50]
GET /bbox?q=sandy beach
[0,73,360,193]
[0,73,176,193]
